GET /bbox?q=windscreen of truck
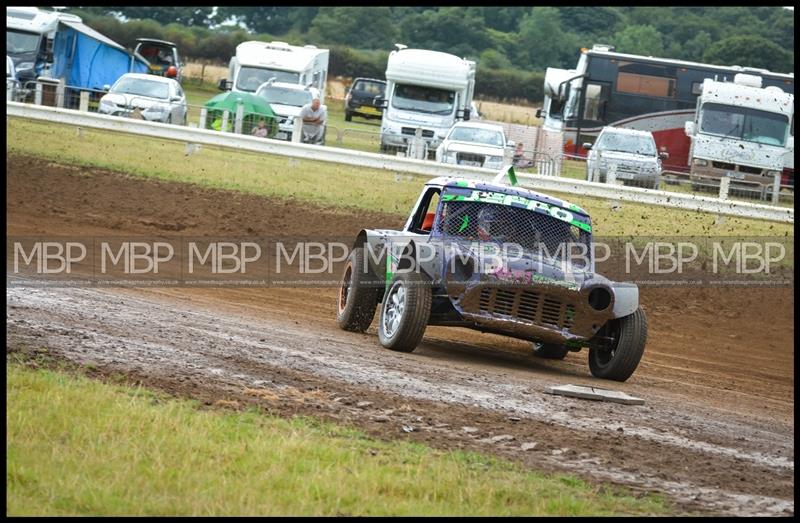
[596,131,656,156]
[237,67,300,92]
[7,30,41,57]
[700,103,789,147]
[256,86,312,107]
[392,84,455,115]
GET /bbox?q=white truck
[220,41,329,103]
[379,46,476,157]
[684,73,793,199]
[6,6,81,83]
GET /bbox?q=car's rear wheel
[337,247,380,332]
[378,271,431,353]
[588,307,647,382]
[532,343,569,360]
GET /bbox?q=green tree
[478,49,512,69]
[703,35,793,73]
[682,31,713,62]
[309,7,397,49]
[516,7,579,69]
[613,25,664,56]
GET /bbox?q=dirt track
[6,155,795,515]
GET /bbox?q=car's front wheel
[378,271,431,353]
[588,307,647,382]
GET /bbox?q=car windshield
[111,77,170,99]
[700,102,789,147]
[392,84,455,115]
[7,30,40,55]
[439,198,592,267]
[256,86,312,107]
[596,131,656,156]
[449,127,505,147]
[237,67,300,92]
[353,80,385,95]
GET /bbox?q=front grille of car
[401,127,434,138]
[478,286,575,330]
[457,152,486,165]
[738,165,763,175]
[712,161,736,170]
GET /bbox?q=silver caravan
[379,46,476,157]
[221,41,330,104]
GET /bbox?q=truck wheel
[378,271,431,353]
[588,307,647,382]
[345,111,352,122]
[532,343,569,360]
[337,247,380,332]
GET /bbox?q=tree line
[71,7,794,103]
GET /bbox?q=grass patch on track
[7,117,792,238]
[6,362,670,516]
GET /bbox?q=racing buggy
[336,176,647,382]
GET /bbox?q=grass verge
[6,361,670,516]
[6,117,792,238]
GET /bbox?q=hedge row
[74,11,544,103]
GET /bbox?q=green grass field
[6,117,792,238]
[6,362,670,516]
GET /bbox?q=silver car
[435,121,514,170]
[584,127,667,189]
[98,73,187,125]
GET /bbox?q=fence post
[593,150,602,182]
[79,91,89,112]
[221,110,229,132]
[199,108,207,129]
[55,79,66,108]
[771,172,781,204]
[234,100,244,134]
[606,162,617,185]
[34,82,43,105]
[292,118,303,143]
[719,176,730,200]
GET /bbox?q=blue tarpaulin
[52,21,148,90]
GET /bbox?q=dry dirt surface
[6,154,794,516]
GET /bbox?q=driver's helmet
[476,205,506,240]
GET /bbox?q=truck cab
[220,41,329,104]
[684,73,794,198]
[379,47,476,158]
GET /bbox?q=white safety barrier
[6,102,793,224]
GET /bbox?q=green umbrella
[204,91,278,137]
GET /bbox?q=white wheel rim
[383,281,406,339]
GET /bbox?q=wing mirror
[659,151,670,160]
[582,142,593,150]
[684,121,696,137]
[506,140,516,149]
[374,96,388,109]
[535,108,543,119]
[218,78,231,91]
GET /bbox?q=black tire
[337,247,380,332]
[378,271,431,353]
[588,307,647,382]
[345,111,352,122]
[532,343,570,360]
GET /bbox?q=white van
[379,46,476,157]
[221,41,329,103]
